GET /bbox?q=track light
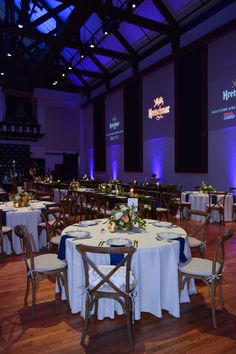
[102,18,119,35]
[89,38,95,48]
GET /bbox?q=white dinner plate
[64,230,91,238]
[79,220,98,227]
[106,238,132,247]
[2,207,14,212]
[153,221,172,228]
[156,232,181,240]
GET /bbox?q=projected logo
[106,116,123,142]
[148,96,170,120]
[222,79,236,101]
[211,79,236,122]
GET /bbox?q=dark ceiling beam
[88,53,109,75]
[180,0,236,33]
[64,67,104,78]
[0,56,100,79]
[152,0,178,28]
[59,0,171,34]
[0,22,132,61]
[96,12,137,58]
[59,55,90,90]
[31,3,68,27]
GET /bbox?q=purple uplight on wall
[108,144,122,180]
[145,138,165,180]
[224,127,236,187]
[87,148,94,179]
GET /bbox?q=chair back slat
[212,228,233,275]
[76,244,136,296]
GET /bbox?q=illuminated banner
[211,79,236,121]
[106,116,123,142]
[148,96,170,120]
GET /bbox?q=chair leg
[31,278,37,319]
[209,282,217,329]
[81,298,91,346]
[218,281,225,309]
[62,270,69,304]
[125,298,134,351]
[24,275,31,305]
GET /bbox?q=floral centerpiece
[12,191,33,207]
[108,205,146,232]
[200,182,216,194]
[69,179,80,190]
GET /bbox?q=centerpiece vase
[22,195,29,206]
[126,222,133,231]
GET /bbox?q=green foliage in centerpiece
[108,204,146,231]
[69,179,80,190]
[200,182,216,193]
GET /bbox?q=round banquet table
[62,219,194,321]
[181,192,233,222]
[0,201,50,254]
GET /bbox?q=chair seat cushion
[179,257,221,276]
[2,226,12,233]
[89,265,136,292]
[188,236,203,247]
[156,208,168,212]
[27,254,67,272]
[179,201,191,206]
[50,235,61,245]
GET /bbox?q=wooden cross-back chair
[14,224,69,319]
[179,228,233,328]
[206,192,227,224]
[40,207,66,249]
[184,209,211,257]
[0,209,14,254]
[76,244,137,350]
[229,187,236,219]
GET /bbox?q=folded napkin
[185,193,190,202]
[173,237,187,263]
[1,210,7,226]
[110,250,124,265]
[58,235,74,260]
[211,195,217,204]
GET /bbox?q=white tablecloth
[0,201,49,254]
[181,192,233,222]
[53,189,68,203]
[63,219,193,321]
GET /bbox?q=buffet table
[181,192,233,222]
[0,201,51,254]
[63,219,193,321]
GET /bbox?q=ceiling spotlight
[53,81,58,86]
[7,53,12,57]
[62,73,65,77]
[81,54,84,59]
[89,38,95,48]
[0,72,4,76]
[68,66,72,70]
[127,0,138,10]
[18,24,23,29]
